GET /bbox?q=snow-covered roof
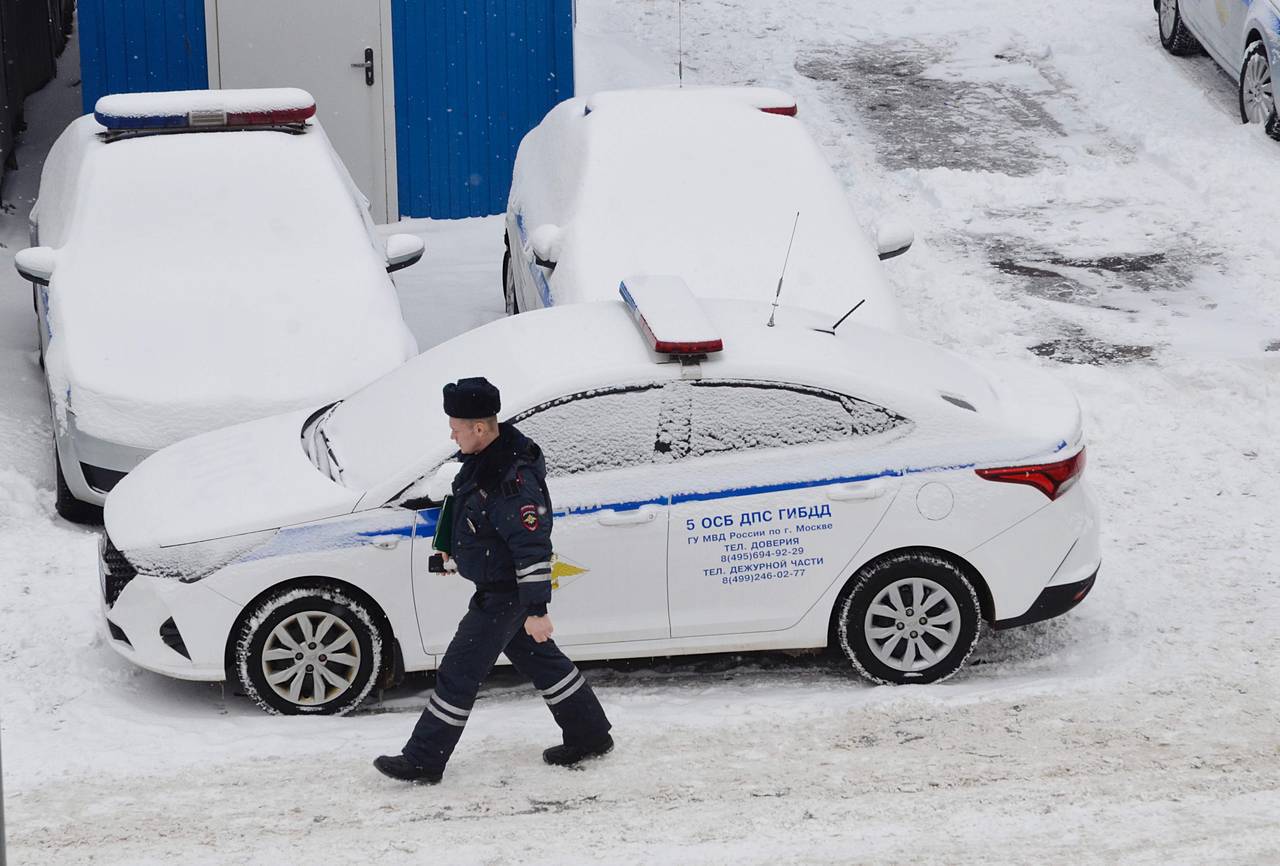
[39,113,417,450]
[510,87,904,331]
[326,298,1076,498]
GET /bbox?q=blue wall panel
[77,0,208,113]
[393,0,574,219]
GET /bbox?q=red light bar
[760,105,798,116]
[619,276,724,357]
[976,448,1086,501]
[227,105,317,126]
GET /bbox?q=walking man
[375,377,614,784]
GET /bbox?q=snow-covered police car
[503,87,912,330]
[100,279,1099,715]
[14,88,422,522]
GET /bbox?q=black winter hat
[443,376,501,419]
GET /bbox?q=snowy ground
[3,1,1280,863]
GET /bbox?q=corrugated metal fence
[77,0,208,113]
[392,0,573,218]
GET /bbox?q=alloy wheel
[260,611,362,705]
[863,577,961,672]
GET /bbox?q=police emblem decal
[520,504,539,531]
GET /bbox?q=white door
[411,385,674,654]
[664,381,904,637]
[212,0,394,221]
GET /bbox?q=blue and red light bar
[94,88,316,132]
[619,276,724,357]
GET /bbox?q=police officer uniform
[375,377,613,784]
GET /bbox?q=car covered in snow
[1158,0,1280,134]
[502,86,913,330]
[98,278,1099,715]
[14,88,423,522]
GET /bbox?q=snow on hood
[42,116,416,450]
[512,89,904,331]
[104,409,361,551]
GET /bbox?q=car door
[411,384,673,654]
[1182,0,1231,65]
[665,380,908,638]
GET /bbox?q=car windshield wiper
[315,413,345,483]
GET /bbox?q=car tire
[54,447,103,525]
[1239,41,1280,138]
[502,246,520,315]
[1157,0,1200,56]
[836,551,982,685]
[235,585,384,716]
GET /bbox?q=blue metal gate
[391,0,573,219]
[77,0,209,113]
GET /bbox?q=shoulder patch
[520,503,539,532]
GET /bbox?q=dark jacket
[449,423,554,614]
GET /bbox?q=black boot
[543,734,614,766]
[374,754,443,784]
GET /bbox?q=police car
[100,279,1099,715]
[14,88,422,522]
[503,86,913,330]
[1158,0,1280,134]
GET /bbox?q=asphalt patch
[796,43,1065,175]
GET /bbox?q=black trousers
[403,589,612,772]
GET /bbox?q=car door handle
[370,536,400,550]
[826,480,888,502]
[596,505,659,526]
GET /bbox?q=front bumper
[57,410,153,505]
[991,569,1098,630]
[99,537,237,681]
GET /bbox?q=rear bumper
[991,568,1097,630]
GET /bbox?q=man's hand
[525,615,554,643]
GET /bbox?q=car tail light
[975,448,1086,500]
[760,105,797,116]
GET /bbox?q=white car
[14,88,423,522]
[503,87,913,330]
[1158,0,1280,134]
[100,279,1099,715]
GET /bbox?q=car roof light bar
[619,275,724,357]
[94,88,317,132]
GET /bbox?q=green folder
[432,495,455,556]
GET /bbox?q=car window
[511,385,666,477]
[663,380,906,459]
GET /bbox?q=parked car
[15,88,423,522]
[1157,0,1280,134]
[99,278,1099,715]
[502,86,913,330]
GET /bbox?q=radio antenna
[677,0,684,87]
[767,212,800,327]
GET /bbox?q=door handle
[370,536,400,550]
[826,480,888,502]
[596,505,659,527]
[351,47,374,86]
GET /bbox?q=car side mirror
[15,246,57,285]
[529,223,562,269]
[385,234,425,273]
[398,461,462,510]
[874,221,914,261]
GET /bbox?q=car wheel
[54,446,102,525]
[502,247,520,315]
[1157,0,1200,56]
[1239,41,1280,138]
[235,585,384,716]
[836,552,981,685]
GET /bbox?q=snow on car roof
[512,88,904,331]
[42,114,415,450]
[326,298,1060,497]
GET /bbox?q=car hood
[104,408,363,551]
